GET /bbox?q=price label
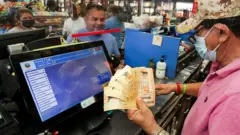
[81,96,96,109]
[152,35,163,47]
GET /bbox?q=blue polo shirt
[105,16,122,49]
[67,28,120,56]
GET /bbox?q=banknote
[104,96,137,111]
[110,66,136,96]
[104,86,128,101]
[104,65,155,111]
[134,67,155,106]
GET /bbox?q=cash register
[8,41,113,134]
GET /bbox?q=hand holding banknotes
[127,97,160,135]
[104,65,169,134]
[104,65,155,111]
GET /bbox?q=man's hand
[127,98,160,135]
[156,83,203,97]
[155,84,176,96]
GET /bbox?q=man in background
[67,4,120,58]
[62,3,86,36]
[105,6,124,50]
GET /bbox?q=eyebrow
[195,25,205,35]
[92,16,105,19]
[195,25,204,32]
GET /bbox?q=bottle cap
[160,56,164,62]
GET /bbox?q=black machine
[9,41,112,133]
[0,28,46,59]
[0,29,46,99]
[26,36,62,50]
[0,103,20,135]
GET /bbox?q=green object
[107,111,113,115]
[2,11,7,16]
[149,59,155,69]
[33,42,87,51]
[182,84,187,94]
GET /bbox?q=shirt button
[204,97,208,103]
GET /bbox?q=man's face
[84,9,105,31]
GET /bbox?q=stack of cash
[104,65,155,111]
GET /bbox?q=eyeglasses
[188,27,208,44]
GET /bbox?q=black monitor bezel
[9,41,111,130]
[0,28,46,60]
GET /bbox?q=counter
[54,57,203,135]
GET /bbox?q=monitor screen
[19,46,111,122]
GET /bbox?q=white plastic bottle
[156,56,167,79]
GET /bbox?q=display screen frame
[9,41,111,129]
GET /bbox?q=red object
[72,28,121,38]
[185,47,190,53]
[192,2,198,14]
[95,47,101,51]
[53,131,59,135]
[176,82,181,94]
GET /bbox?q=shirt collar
[110,16,117,20]
[82,28,103,37]
[214,58,240,78]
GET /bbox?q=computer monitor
[0,28,45,59]
[9,41,112,128]
[26,36,61,50]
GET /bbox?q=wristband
[182,84,187,94]
[152,128,163,135]
[176,82,181,94]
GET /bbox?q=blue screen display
[20,47,112,122]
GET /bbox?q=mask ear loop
[210,27,222,52]
[204,27,215,38]
[213,43,222,51]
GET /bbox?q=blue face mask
[194,27,222,61]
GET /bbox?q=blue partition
[124,28,181,79]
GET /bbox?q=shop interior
[0,0,213,135]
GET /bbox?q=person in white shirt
[63,4,86,36]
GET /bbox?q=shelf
[34,23,63,27]
[156,9,173,11]
[34,16,68,19]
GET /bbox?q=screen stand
[84,111,110,134]
[55,102,112,135]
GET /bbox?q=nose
[97,19,105,26]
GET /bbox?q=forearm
[180,82,203,97]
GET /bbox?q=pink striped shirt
[182,58,240,135]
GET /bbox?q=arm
[179,82,203,97]
[112,38,121,58]
[62,20,68,35]
[66,35,73,43]
[127,98,169,135]
[156,82,203,97]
